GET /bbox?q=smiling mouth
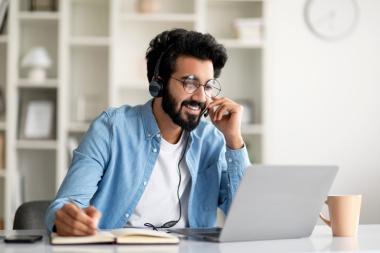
[185,104,200,110]
[182,104,201,115]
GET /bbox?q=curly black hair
[146,28,228,87]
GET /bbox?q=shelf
[18,79,59,88]
[18,11,60,21]
[0,121,6,130]
[218,39,263,49]
[120,13,196,22]
[0,36,7,43]
[16,140,58,150]
[68,122,90,133]
[242,124,262,135]
[70,37,110,47]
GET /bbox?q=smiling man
[45,29,251,236]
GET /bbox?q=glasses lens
[206,79,221,97]
[183,79,198,94]
[161,220,178,228]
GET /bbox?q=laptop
[169,165,338,242]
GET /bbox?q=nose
[191,84,207,102]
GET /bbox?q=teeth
[186,105,200,110]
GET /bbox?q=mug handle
[319,200,331,227]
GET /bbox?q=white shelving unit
[17,78,59,88]
[0,0,63,230]
[69,37,110,47]
[0,0,265,229]
[0,0,10,230]
[16,140,58,150]
[121,13,197,22]
[18,11,60,21]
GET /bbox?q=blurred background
[0,0,378,230]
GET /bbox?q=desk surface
[1,225,380,253]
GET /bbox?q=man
[45,28,251,236]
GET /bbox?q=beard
[161,86,206,132]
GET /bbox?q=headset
[148,51,165,98]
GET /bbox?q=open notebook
[50,228,179,245]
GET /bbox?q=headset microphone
[201,107,209,117]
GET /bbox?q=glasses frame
[171,76,221,98]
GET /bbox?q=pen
[68,197,100,232]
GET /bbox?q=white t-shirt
[127,132,191,228]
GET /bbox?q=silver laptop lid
[220,165,338,242]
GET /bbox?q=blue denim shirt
[45,100,251,232]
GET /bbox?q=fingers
[64,203,95,227]
[214,104,229,121]
[56,207,94,235]
[54,203,99,236]
[84,206,102,229]
[55,219,92,236]
[207,97,241,121]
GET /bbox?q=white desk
[1,225,380,253]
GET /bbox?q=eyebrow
[180,75,200,81]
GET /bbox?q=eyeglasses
[171,75,221,98]
[144,220,179,231]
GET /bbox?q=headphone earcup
[149,79,163,97]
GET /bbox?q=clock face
[304,0,359,40]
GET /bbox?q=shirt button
[228,158,233,163]
[125,213,130,218]
[153,148,157,153]
[156,134,161,138]
[147,133,151,137]
[143,181,147,186]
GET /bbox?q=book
[50,228,180,245]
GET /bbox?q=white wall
[264,0,380,223]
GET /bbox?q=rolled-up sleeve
[218,145,251,215]
[44,111,112,233]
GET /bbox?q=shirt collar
[140,99,161,139]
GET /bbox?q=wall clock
[304,0,359,41]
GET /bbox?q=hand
[207,97,244,149]
[54,203,101,236]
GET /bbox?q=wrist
[226,135,244,150]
